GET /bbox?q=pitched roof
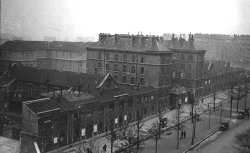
[0,40,48,50]
[24,97,75,115]
[0,41,97,52]
[0,64,105,89]
[92,35,170,52]
[162,39,205,51]
[203,60,244,78]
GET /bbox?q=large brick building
[86,33,174,109]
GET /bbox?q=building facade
[0,41,94,74]
[86,33,174,110]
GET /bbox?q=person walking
[103,144,107,152]
[183,130,186,139]
[180,130,184,140]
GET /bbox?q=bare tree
[243,78,250,108]
[75,139,101,153]
[212,89,217,112]
[156,108,164,139]
[232,127,250,153]
[223,79,238,117]
[236,85,244,113]
[219,102,224,123]
[116,124,137,153]
[146,121,161,153]
[105,127,118,153]
[171,104,186,149]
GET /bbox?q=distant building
[194,33,250,70]
[0,41,95,73]
[44,36,56,42]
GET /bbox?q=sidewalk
[62,92,229,153]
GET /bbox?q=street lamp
[208,104,212,130]
[191,105,197,145]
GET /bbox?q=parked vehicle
[219,121,230,131]
[237,111,245,119]
[243,108,249,116]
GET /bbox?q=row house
[21,72,159,153]
[86,33,173,110]
[201,60,245,97]
[0,41,94,74]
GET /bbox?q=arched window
[188,55,193,61]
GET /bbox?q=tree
[232,127,250,153]
[212,89,217,112]
[116,124,138,153]
[105,127,118,153]
[243,78,250,108]
[146,121,161,153]
[223,79,238,117]
[156,108,164,139]
[236,85,244,113]
[171,104,186,149]
[136,106,145,151]
[219,102,224,123]
[75,139,101,153]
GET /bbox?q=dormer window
[106,79,111,88]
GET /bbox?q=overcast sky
[1,0,250,41]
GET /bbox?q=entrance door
[86,125,93,139]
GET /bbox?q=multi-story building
[86,33,173,110]
[194,33,250,70]
[0,41,94,74]
[163,34,206,98]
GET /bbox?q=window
[115,54,118,61]
[161,68,164,75]
[98,52,101,59]
[74,113,78,121]
[140,67,144,74]
[128,99,133,107]
[53,134,58,144]
[98,63,101,69]
[181,72,184,78]
[70,52,72,58]
[166,78,169,85]
[128,113,132,120]
[41,85,47,93]
[81,128,85,137]
[132,55,136,62]
[141,57,144,63]
[21,53,24,58]
[43,120,52,131]
[131,77,135,84]
[140,78,144,85]
[188,64,191,69]
[45,138,51,147]
[186,73,191,78]
[26,53,29,58]
[181,64,185,69]
[106,64,109,70]
[144,96,148,102]
[114,65,118,71]
[99,107,104,114]
[188,55,193,61]
[59,116,67,125]
[123,55,127,61]
[119,102,124,109]
[60,133,66,142]
[123,65,127,72]
[109,104,114,112]
[106,79,111,88]
[69,61,72,69]
[56,51,58,57]
[205,81,207,84]
[131,66,135,73]
[181,54,185,60]
[173,64,176,68]
[151,94,155,100]
[123,76,126,83]
[173,72,176,77]
[106,53,110,60]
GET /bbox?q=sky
[1,0,250,41]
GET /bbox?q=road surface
[192,119,250,153]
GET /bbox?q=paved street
[193,119,250,153]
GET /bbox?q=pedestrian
[183,130,186,139]
[202,99,204,103]
[180,130,184,140]
[103,144,107,152]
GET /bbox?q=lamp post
[208,104,212,130]
[191,105,197,145]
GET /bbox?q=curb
[183,118,235,153]
[182,128,219,153]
